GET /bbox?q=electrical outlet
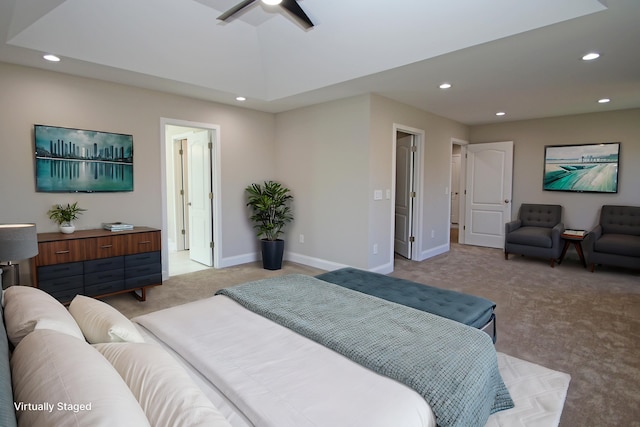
[299,234,305,243]
[431,229,435,238]
[373,243,378,254]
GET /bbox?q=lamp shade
[0,224,39,261]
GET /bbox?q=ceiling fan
[218,0,314,29]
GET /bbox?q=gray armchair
[505,204,564,267]
[584,205,640,272]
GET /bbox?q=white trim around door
[389,124,425,271]
[160,118,222,280]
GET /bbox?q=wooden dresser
[31,227,161,303]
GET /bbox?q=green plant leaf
[245,181,293,240]
[47,202,86,225]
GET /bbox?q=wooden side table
[558,230,587,268]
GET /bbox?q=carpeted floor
[105,242,640,427]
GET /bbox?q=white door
[187,131,213,266]
[450,154,461,224]
[394,135,414,259]
[464,141,513,249]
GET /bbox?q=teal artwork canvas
[34,125,133,192]
[543,142,619,193]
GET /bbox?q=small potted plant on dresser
[47,202,86,234]
[245,181,293,270]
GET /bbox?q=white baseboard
[217,245,451,274]
[287,253,395,275]
[369,262,394,274]
[285,252,349,272]
[219,251,348,272]
[418,243,450,261]
[219,252,259,268]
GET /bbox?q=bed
[3,275,570,427]
[133,274,513,427]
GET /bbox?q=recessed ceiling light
[43,54,60,62]
[262,0,282,5]
[496,112,506,116]
[439,83,452,89]
[582,52,600,61]
[235,96,246,101]
[598,98,610,104]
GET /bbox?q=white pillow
[2,286,84,346]
[95,342,232,427]
[69,295,145,344]
[11,329,150,427]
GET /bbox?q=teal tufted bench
[316,268,496,343]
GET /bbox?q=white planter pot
[59,223,75,234]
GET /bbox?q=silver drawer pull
[139,241,151,244]
[55,250,70,255]
[101,245,113,249]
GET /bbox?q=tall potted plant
[245,181,293,270]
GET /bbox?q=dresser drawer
[85,280,125,297]
[36,240,86,266]
[125,273,162,289]
[85,269,125,286]
[125,251,161,268]
[85,235,127,259]
[127,232,161,254]
[38,275,84,293]
[38,262,83,281]
[85,256,124,274]
[125,263,161,279]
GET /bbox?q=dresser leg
[131,287,146,302]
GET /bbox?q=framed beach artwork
[543,142,620,193]
[34,125,134,192]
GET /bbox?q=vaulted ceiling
[1,0,639,125]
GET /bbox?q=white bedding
[134,294,571,427]
[136,323,253,427]
[134,295,436,427]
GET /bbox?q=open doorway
[391,124,424,266]
[450,138,467,244]
[161,119,221,278]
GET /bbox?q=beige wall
[4,61,637,279]
[275,95,371,269]
[469,109,640,229]
[369,95,469,271]
[0,62,276,281]
[274,94,470,273]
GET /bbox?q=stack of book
[103,222,134,232]
[563,229,586,237]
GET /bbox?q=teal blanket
[217,274,513,427]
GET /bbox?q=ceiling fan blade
[280,0,314,28]
[218,0,257,21]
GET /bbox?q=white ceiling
[1,0,639,125]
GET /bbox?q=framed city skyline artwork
[34,124,133,192]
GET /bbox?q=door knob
[504,199,510,203]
